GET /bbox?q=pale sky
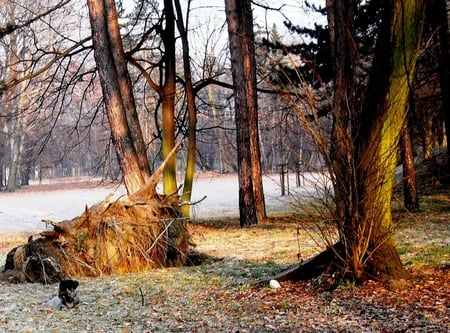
[184,0,326,66]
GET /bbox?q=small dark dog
[45,279,80,310]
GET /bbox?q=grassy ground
[0,187,448,332]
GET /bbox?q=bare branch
[0,0,71,38]
[1,36,92,94]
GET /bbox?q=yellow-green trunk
[377,0,424,236]
[162,99,178,195]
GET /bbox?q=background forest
[0,0,447,190]
[0,0,323,188]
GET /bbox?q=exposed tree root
[1,143,192,284]
[1,191,190,284]
[256,242,345,288]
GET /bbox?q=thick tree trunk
[356,0,425,280]
[225,0,263,226]
[104,0,151,184]
[242,0,266,221]
[87,0,146,195]
[324,0,425,281]
[326,0,357,230]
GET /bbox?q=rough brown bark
[87,0,146,194]
[326,0,357,228]
[240,1,266,221]
[104,0,152,184]
[225,0,263,226]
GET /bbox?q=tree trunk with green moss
[347,0,424,281]
[174,0,197,217]
[160,0,178,195]
[263,0,426,285]
[327,0,426,281]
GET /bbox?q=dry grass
[190,215,323,265]
[0,187,448,332]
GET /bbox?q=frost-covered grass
[0,179,448,332]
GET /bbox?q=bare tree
[224,0,266,227]
[87,0,149,194]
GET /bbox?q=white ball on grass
[269,279,281,289]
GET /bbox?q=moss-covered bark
[325,0,426,281]
[161,0,178,196]
[174,0,197,218]
[356,0,426,280]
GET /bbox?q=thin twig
[139,287,144,306]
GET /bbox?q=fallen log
[1,191,190,284]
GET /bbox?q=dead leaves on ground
[0,259,448,332]
[138,265,449,332]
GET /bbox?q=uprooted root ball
[2,192,191,284]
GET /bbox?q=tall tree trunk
[104,0,152,183]
[174,0,197,217]
[225,0,265,226]
[430,0,450,164]
[87,0,146,195]
[244,4,266,221]
[326,0,359,268]
[401,116,419,212]
[160,0,178,195]
[326,0,426,281]
[356,0,426,280]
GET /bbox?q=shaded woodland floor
[0,185,449,332]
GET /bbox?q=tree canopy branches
[0,0,71,39]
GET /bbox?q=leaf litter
[0,189,449,332]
